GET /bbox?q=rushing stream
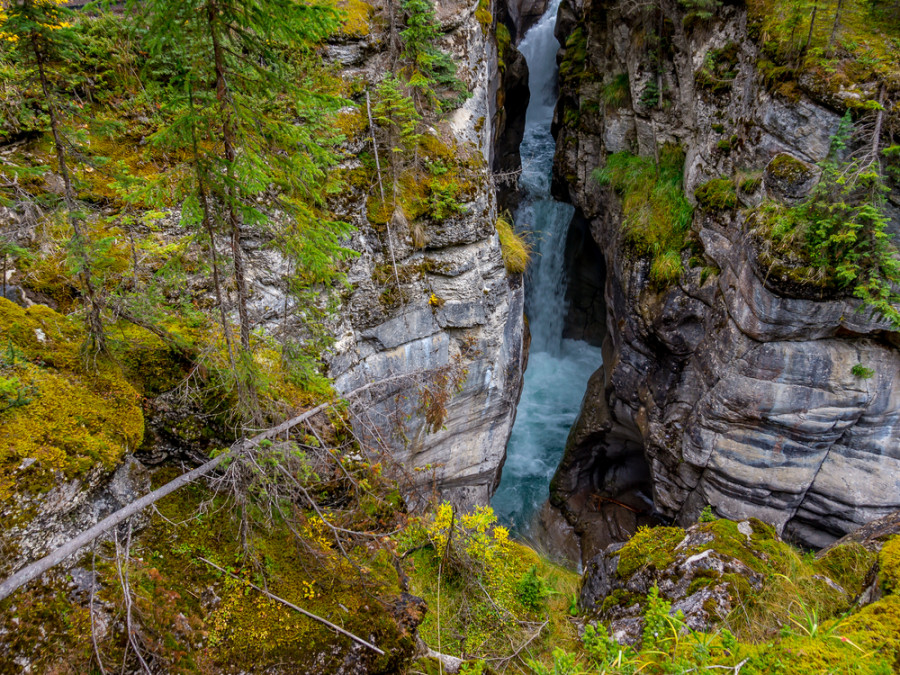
[492,0,604,534]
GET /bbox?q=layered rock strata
[549,0,900,556]
[329,0,527,508]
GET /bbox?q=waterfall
[492,0,604,534]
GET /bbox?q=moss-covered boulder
[763,152,819,203]
[0,298,145,573]
[580,518,876,646]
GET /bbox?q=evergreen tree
[122,0,356,421]
[1,0,108,357]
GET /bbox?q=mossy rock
[616,526,686,578]
[764,152,819,203]
[880,536,900,594]
[0,299,143,501]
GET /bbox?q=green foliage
[403,502,582,663]
[400,0,469,111]
[753,113,900,326]
[593,146,693,285]
[602,73,631,108]
[642,586,686,654]
[640,79,661,108]
[852,363,875,378]
[679,0,723,23]
[695,177,738,210]
[518,565,549,611]
[695,43,739,93]
[699,504,717,522]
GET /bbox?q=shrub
[496,212,531,274]
[851,363,875,379]
[517,565,548,611]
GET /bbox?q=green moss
[817,543,877,596]
[601,588,640,614]
[593,145,693,286]
[616,526,686,578]
[879,536,900,594]
[768,153,813,183]
[475,0,492,29]
[0,299,143,502]
[695,42,740,94]
[695,177,738,210]
[559,26,587,83]
[716,134,738,153]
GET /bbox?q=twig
[195,556,384,655]
[114,524,152,675]
[89,544,108,675]
[485,620,549,665]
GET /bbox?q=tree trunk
[805,1,818,54]
[208,0,251,353]
[32,29,108,356]
[829,0,844,47]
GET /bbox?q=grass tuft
[593,145,693,285]
[496,212,531,274]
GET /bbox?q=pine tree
[1,0,108,357]
[122,0,356,421]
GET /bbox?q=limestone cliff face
[550,0,900,553]
[328,0,527,508]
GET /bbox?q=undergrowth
[593,145,693,285]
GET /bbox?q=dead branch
[0,400,333,602]
[114,524,152,675]
[0,371,442,602]
[195,556,384,655]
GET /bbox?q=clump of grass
[695,177,738,210]
[496,212,531,274]
[593,144,693,285]
[602,73,630,108]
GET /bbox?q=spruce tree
[1,0,108,356]
[124,0,355,421]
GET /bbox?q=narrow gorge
[2,0,900,671]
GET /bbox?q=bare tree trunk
[187,80,239,375]
[829,0,844,47]
[208,0,251,353]
[805,1,818,54]
[32,29,108,356]
[366,90,401,294]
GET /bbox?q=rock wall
[328,0,527,508]
[550,0,900,555]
